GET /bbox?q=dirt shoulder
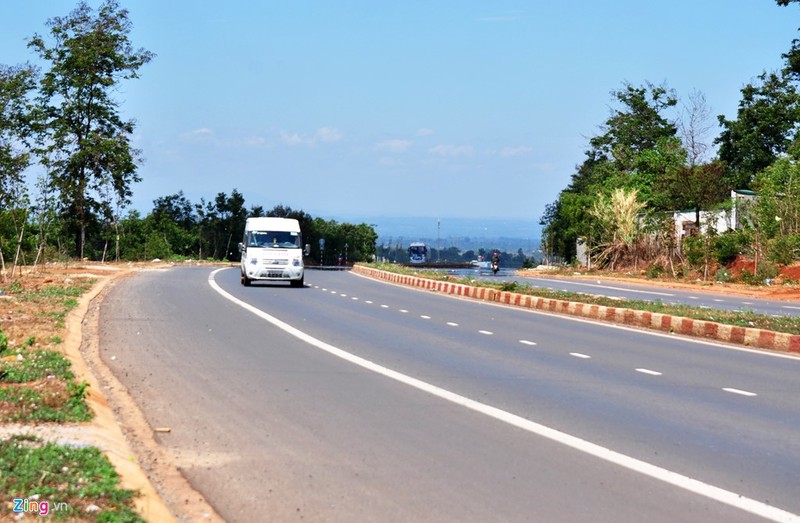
[78,264,223,522]
[1,262,223,522]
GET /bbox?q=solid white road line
[210,269,798,522]
[528,278,675,297]
[636,368,663,376]
[723,388,758,397]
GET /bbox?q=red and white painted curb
[353,266,800,354]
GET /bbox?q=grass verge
[0,434,142,522]
[1,272,143,521]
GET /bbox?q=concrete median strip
[353,266,800,354]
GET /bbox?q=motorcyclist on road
[491,251,500,274]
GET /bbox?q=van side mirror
[238,242,245,253]
[304,244,311,256]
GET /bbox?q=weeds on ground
[0,435,143,522]
[0,277,95,422]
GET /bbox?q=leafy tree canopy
[27,0,153,258]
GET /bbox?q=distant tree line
[539,1,800,281]
[1,186,378,266]
[376,242,536,268]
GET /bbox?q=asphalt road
[99,266,800,522]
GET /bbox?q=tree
[658,91,730,226]
[716,71,800,191]
[28,0,153,259]
[0,65,36,210]
[540,82,680,262]
[751,155,800,264]
[0,64,37,275]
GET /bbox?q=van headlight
[292,256,301,267]
[249,257,258,265]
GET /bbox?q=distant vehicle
[470,256,490,269]
[238,217,310,287]
[408,242,429,264]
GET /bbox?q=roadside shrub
[715,268,731,282]
[645,263,665,279]
[143,231,172,260]
[739,269,756,285]
[768,235,800,266]
[500,281,520,292]
[714,231,746,265]
[682,236,704,268]
[757,261,779,283]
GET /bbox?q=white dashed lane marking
[723,388,757,397]
[315,285,764,401]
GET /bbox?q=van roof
[245,217,300,232]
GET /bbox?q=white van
[238,217,310,287]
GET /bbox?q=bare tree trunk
[12,222,25,279]
[0,242,6,283]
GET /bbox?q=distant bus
[408,242,429,264]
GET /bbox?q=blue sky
[2,1,798,235]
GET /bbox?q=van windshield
[246,231,300,248]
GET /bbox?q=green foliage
[682,235,704,268]
[768,235,800,265]
[143,231,172,260]
[716,71,800,190]
[541,82,682,262]
[645,263,666,279]
[0,436,142,521]
[1,349,74,383]
[28,0,154,259]
[0,64,36,214]
[713,230,748,265]
[715,267,731,282]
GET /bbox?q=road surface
[99,266,800,522]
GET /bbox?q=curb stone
[353,265,800,354]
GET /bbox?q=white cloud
[280,127,344,146]
[428,144,474,157]
[280,131,307,146]
[242,136,268,147]
[499,146,533,157]
[416,128,434,136]
[374,139,412,153]
[181,127,213,140]
[316,127,343,142]
[378,156,403,167]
